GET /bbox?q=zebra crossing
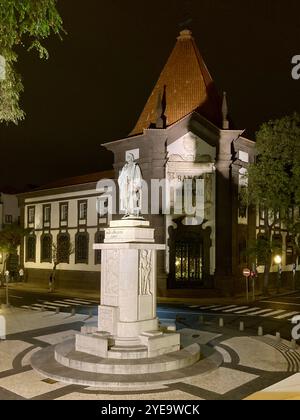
[187,304,300,321]
[21,297,99,313]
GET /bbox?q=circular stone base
[31,342,222,391]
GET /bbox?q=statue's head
[126,153,135,164]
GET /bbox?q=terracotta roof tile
[35,170,115,191]
[130,30,221,135]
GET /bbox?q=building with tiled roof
[18,30,258,296]
[104,30,256,296]
[131,30,222,136]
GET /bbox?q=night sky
[1,0,300,190]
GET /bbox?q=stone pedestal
[31,219,202,389]
[77,220,180,357]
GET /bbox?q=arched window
[75,232,89,264]
[41,234,52,263]
[286,235,295,266]
[57,233,71,264]
[95,231,105,265]
[26,235,36,262]
[175,240,203,283]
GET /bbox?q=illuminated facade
[19,30,259,295]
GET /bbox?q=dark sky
[1,0,300,190]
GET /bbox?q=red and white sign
[243,268,251,278]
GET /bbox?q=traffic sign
[243,268,251,278]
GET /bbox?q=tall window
[26,235,36,262]
[43,205,51,224]
[28,207,35,224]
[75,233,89,264]
[41,235,52,263]
[5,215,12,224]
[286,236,295,266]
[175,240,203,282]
[57,233,71,264]
[95,231,105,265]
[79,201,88,220]
[60,203,68,223]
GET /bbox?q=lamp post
[274,255,282,293]
[4,270,10,308]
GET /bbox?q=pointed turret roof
[130,30,222,136]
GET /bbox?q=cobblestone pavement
[0,309,299,400]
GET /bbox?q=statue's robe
[118,163,142,216]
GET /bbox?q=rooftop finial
[222,91,230,130]
[178,29,193,40]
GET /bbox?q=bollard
[219,318,224,328]
[56,307,60,315]
[291,339,297,350]
[276,332,281,343]
[258,326,263,337]
[89,308,93,318]
[240,321,245,332]
[199,315,204,324]
[71,308,76,317]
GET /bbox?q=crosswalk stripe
[211,305,237,311]
[261,310,286,317]
[31,304,58,310]
[275,312,300,320]
[188,305,200,309]
[74,298,99,304]
[43,301,70,308]
[199,305,223,310]
[234,307,261,314]
[64,299,92,305]
[223,306,249,313]
[58,300,82,306]
[68,298,95,304]
[249,309,275,316]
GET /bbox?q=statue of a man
[118,153,143,219]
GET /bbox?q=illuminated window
[175,240,203,282]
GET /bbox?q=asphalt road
[1,285,300,342]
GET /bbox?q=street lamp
[274,255,282,293]
[274,255,282,265]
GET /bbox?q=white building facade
[18,171,113,291]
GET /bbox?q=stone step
[108,345,148,360]
[54,339,200,375]
[31,343,222,391]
